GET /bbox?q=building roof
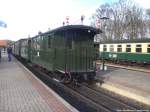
[0,40,7,46]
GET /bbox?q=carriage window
[109,45,114,52]
[136,45,141,47]
[37,37,41,50]
[67,41,73,49]
[66,32,73,49]
[33,38,37,49]
[48,37,52,48]
[136,44,142,53]
[103,45,107,52]
[126,44,131,52]
[28,39,31,44]
[117,45,122,52]
[147,44,150,53]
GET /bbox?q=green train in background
[13,25,101,82]
[99,39,150,64]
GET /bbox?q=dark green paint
[100,52,150,63]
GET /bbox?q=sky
[0,0,149,41]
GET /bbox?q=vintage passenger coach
[99,39,150,64]
[13,25,101,82]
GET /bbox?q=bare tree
[92,0,148,41]
[145,9,150,37]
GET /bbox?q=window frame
[109,45,114,52]
[126,44,131,52]
[136,44,142,53]
[103,45,107,52]
[47,34,53,49]
[117,45,122,52]
[147,44,150,53]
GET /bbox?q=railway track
[96,61,150,73]
[67,83,137,112]
[22,61,109,112]
[18,58,149,112]
[33,67,147,111]
[86,83,150,110]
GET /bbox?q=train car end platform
[0,53,79,112]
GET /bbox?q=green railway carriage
[13,38,31,61]
[19,39,29,60]
[30,25,100,81]
[99,39,150,63]
[12,25,100,82]
[13,41,20,56]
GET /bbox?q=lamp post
[81,15,85,25]
[66,16,69,25]
[100,17,109,71]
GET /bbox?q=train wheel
[61,73,72,84]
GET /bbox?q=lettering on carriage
[109,54,112,58]
[112,54,117,58]
[109,53,117,58]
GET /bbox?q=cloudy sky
[0,0,149,41]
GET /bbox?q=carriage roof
[99,38,150,44]
[41,25,101,35]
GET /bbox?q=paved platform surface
[0,53,78,112]
[96,63,150,105]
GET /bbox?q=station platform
[96,63,150,106]
[0,53,78,112]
